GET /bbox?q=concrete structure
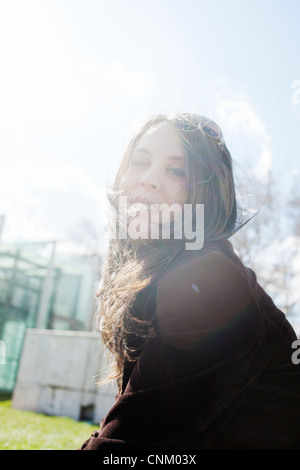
[12,329,117,424]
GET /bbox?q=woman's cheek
[119,175,133,193]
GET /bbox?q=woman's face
[119,122,188,207]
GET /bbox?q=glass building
[0,240,101,393]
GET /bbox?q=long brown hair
[97,113,244,392]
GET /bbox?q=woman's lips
[128,195,157,206]
[127,197,161,215]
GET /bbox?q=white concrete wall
[12,329,117,424]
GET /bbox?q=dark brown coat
[81,241,300,450]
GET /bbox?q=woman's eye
[167,167,186,178]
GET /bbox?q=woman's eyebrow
[135,148,185,161]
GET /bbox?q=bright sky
[0,0,300,244]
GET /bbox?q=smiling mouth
[126,196,162,215]
[129,201,161,213]
[128,195,157,206]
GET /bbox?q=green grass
[0,400,97,450]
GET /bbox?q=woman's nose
[139,168,160,191]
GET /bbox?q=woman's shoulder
[155,241,259,344]
[157,241,253,304]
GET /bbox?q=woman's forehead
[135,122,184,156]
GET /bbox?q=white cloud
[0,1,153,133]
[0,161,108,244]
[0,1,89,130]
[216,100,272,180]
[103,62,152,98]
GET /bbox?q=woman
[81,113,300,450]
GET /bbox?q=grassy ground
[0,399,97,450]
